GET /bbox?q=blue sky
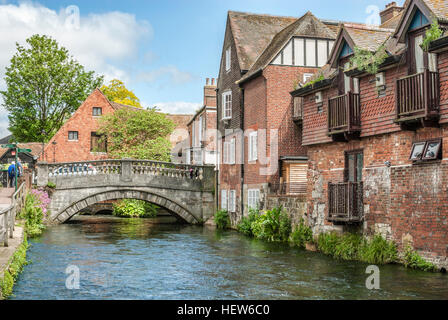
[0,0,393,138]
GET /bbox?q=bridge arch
[53,189,200,224]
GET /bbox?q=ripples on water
[11,215,448,300]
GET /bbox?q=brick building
[184,78,217,165]
[216,10,340,223]
[42,88,191,163]
[292,0,448,268]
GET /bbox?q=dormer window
[93,107,102,116]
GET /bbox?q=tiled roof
[228,11,297,71]
[109,101,143,112]
[238,11,337,84]
[424,0,448,22]
[343,24,394,52]
[0,142,44,160]
[380,11,405,29]
[0,135,13,144]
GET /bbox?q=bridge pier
[36,160,216,224]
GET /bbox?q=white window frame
[248,189,260,210]
[230,138,235,165]
[221,190,228,210]
[303,73,314,84]
[223,138,235,165]
[222,91,232,120]
[229,190,236,213]
[225,47,231,72]
[248,131,258,162]
[198,115,203,143]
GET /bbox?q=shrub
[422,19,444,51]
[19,193,46,238]
[113,199,157,218]
[214,210,230,229]
[251,207,291,242]
[289,218,313,248]
[334,233,365,261]
[402,245,437,272]
[317,232,340,256]
[359,235,397,264]
[237,208,258,237]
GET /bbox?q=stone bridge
[36,160,216,224]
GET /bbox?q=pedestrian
[7,162,23,188]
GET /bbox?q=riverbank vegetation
[18,189,49,238]
[214,209,230,229]
[112,199,158,218]
[233,206,437,271]
[0,236,28,299]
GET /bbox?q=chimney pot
[206,78,209,85]
[211,78,215,86]
[380,1,403,25]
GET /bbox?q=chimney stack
[204,77,217,107]
[380,2,403,25]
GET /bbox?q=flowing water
[11,215,448,300]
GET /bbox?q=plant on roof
[349,44,388,75]
[421,19,444,52]
[293,72,325,90]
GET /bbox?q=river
[11,215,448,300]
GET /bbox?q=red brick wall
[41,89,114,163]
[307,126,448,266]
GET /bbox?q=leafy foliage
[214,209,230,230]
[113,199,158,218]
[422,19,444,52]
[101,79,142,108]
[97,107,174,161]
[289,218,313,248]
[402,245,437,272]
[19,192,46,238]
[0,236,28,299]
[359,234,397,264]
[251,207,291,242]
[237,208,259,237]
[349,45,388,75]
[0,34,103,142]
[317,232,340,256]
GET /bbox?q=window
[222,91,232,119]
[345,150,363,183]
[91,132,107,153]
[410,140,442,161]
[303,73,313,84]
[198,115,203,143]
[225,47,231,72]
[93,107,102,116]
[193,149,203,165]
[68,131,78,141]
[248,131,258,162]
[223,138,235,165]
[221,190,228,210]
[229,190,236,213]
[248,189,260,210]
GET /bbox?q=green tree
[1,34,103,142]
[97,107,175,161]
[101,79,142,108]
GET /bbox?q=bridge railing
[0,182,26,247]
[38,159,213,185]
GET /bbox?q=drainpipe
[240,87,245,217]
[215,87,219,213]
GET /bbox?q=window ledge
[90,152,107,155]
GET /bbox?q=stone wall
[266,195,307,227]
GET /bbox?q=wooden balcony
[327,92,361,139]
[292,97,303,124]
[395,69,440,126]
[328,181,363,223]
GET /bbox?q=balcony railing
[270,182,306,196]
[292,97,303,123]
[328,181,363,223]
[327,92,361,135]
[396,69,439,122]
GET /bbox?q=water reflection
[11,215,448,300]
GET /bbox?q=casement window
[229,190,236,213]
[248,189,260,210]
[222,91,232,119]
[225,47,231,72]
[68,131,78,141]
[273,38,334,67]
[221,190,228,210]
[345,150,363,183]
[410,139,442,161]
[91,132,107,153]
[248,131,258,162]
[223,138,235,165]
[186,149,191,164]
[92,107,102,116]
[193,149,203,165]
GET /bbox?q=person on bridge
[7,162,23,188]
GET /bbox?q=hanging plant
[349,45,388,75]
[421,19,444,52]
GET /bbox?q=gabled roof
[0,142,44,161]
[394,0,448,42]
[237,11,337,85]
[228,11,297,71]
[328,23,393,68]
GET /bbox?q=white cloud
[138,65,196,85]
[151,101,201,115]
[0,2,152,137]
